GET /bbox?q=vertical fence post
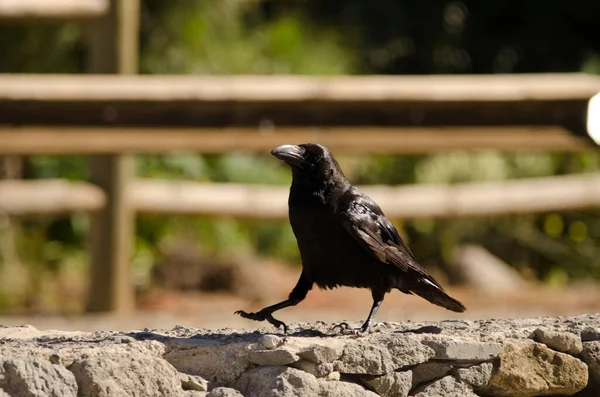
[85,0,139,313]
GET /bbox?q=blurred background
[0,0,600,331]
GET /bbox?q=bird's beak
[271,144,305,168]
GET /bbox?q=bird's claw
[329,320,381,336]
[330,322,366,336]
[234,309,251,318]
[234,310,288,334]
[341,328,364,336]
[329,321,351,333]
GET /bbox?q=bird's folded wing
[340,199,440,284]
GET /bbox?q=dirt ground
[1,260,599,332]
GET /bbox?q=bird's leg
[235,272,311,334]
[331,290,385,335]
[360,290,385,333]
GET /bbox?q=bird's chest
[289,202,342,255]
[289,201,375,288]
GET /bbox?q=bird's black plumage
[235,143,466,333]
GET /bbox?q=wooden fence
[0,73,599,314]
[1,0,599,314]
[2,173,600,219]
[0,0,107,20]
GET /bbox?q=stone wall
[0,314,599,396]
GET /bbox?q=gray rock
[206,387,243,397]
[323,371,341,381]
[576,340,598,397]
[581,341,600,384]
[164,341,250,386]
[179,373,209,392]
[363,370,412,397]
[69,354,185,397]
[248,349,299,366]
[291,359,319,377]
[0,356,78,397]
[258,335,282,350]
[290,359,334,378]
[479,341,588,397]
[295,370,377,396]
[422,339,503,362]
[581,327,600,342]
[413,375,478,397]
[316,363,334,377]
[1,315,600,397]
[297,342,345,364]
[334,334,434,376]
[454,362,493,387]
[372,334,435,368]
[234,366,296,396]
[334,342,396,375]
[235,366,378,397]
[411,362,453,388]
[533,328,583,355]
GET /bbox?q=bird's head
[271,143,343,177]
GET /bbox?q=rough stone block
[413,375,478,397]
[479,341,588,397]
[0,356,78,397]
[69,354,185,397]
[422,339,503,362]
[533,328,583,355]
[454,362,493,387]
[363,370,412,397]
[411,361,453,388]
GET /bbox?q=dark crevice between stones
[409,374,450,395]
[339,373,379,394]
[581,328,600,342]
[65,361,85,396]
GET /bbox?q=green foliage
[27,156,88,180]
[134,152,300,266]
[0,22,81,73]
[302,1,600,74]
[141,0,352,75]
[583,53,600,74]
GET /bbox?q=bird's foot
[330,322,366,336]
[362,321,384,334]
[234,310,288,334]
[329,321,350,333]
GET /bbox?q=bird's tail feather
[409,278,466,313]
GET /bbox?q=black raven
[235,143,466,333]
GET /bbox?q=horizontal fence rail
[1,74,599,152]
[0,126,592,154]
[2,173,600,219]
[0,0,108,20]
[1,73,599,102]
[0,74,598,142]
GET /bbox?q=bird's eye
[305,154,320,166]
[307,154,322,165]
